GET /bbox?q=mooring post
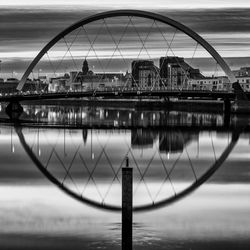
[122,156,133,250]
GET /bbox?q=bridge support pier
[5,101,23,120]
[231,82,250,113]
[122,157,133,250]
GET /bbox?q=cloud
[1,7,250,76]
[1,8,250,48]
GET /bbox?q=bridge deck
[0,90,238,102]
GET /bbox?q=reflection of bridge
[14,123,242,250]
[13,123,243,212]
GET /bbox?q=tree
[82,59,89,75]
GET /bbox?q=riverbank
[21,98,224,113]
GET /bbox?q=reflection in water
[0,103,250,249]
[0,104,225,128]
[15,125,240,211]
[6,103,242,211]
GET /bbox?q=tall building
[82,59,89,75]
[159,56,203,89]
[131,60,160,88]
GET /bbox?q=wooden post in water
[122,156,133,250]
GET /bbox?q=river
[0,102,249,249]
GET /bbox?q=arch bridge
[2,10,249,115]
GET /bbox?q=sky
[1,0,250,8]
[1,0,250,78]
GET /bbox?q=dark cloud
[3,57,250,78]
[1,7,250,75]
[1,8,250,48]
[160,9,250,33]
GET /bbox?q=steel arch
[17,9,236,91]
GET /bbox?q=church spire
[82,58,89,75]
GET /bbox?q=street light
[38,69,42,91]
[38,68,42,78]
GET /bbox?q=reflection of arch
[15,125,240,212]
[18,9,236,91]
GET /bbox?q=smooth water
[0,103,250,249]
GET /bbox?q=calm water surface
[0,103,250,249]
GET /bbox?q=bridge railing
[0,86,235,98]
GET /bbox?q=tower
[82,59,89,75]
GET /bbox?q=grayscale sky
[0,0,250,77]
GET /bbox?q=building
[49,74,70,92]
[188,76,230,91]
[233,67,250,77]
[231,67,250,92]
[159,56,204,89]
[131,60,160,88]
[0,79,48,94]
[235,76,250,92]
[69,71,126,91]
[188,75,250,92]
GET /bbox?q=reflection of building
[131,60,160,88]
[82,129,88,144]
[159,131,197,154]
[131,129,157,149]
[159,57,203,89]
[38,75,48,84]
